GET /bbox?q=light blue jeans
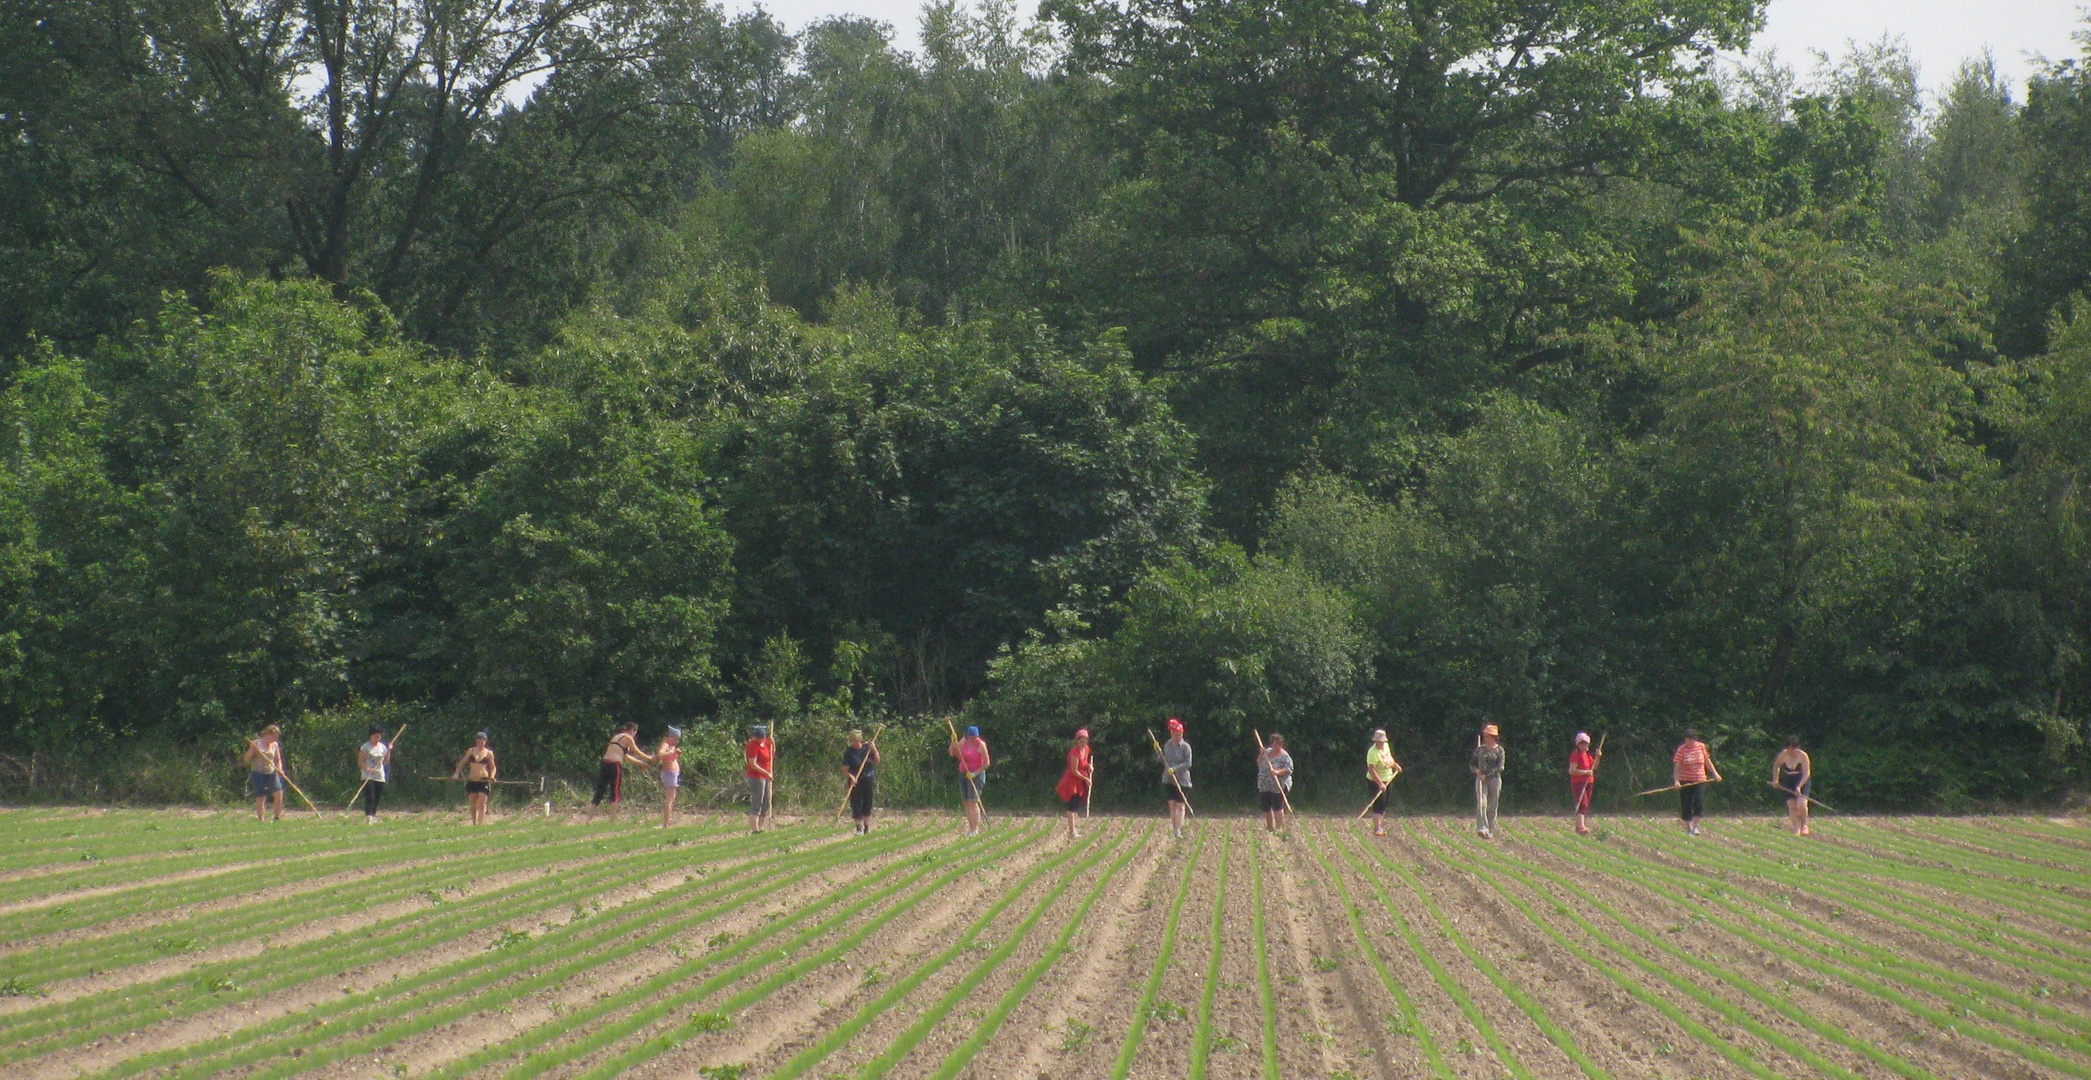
[1475,775,1501,833]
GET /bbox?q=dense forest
[2,0,2089,809]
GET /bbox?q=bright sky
[727,0,2087,99]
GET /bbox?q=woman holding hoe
[356,726,390,824]
[589,721,653,822]
[1472,724,1505,839]
[1772,735,1812,836]
[244,724,288,822]
[1157,718,1192,839]
[1056,729,1093,839]
[453,732,497,825]
[1363,729,1399,837]
[1256,733,1293,834]
[1568,732,1599,835]
[842,728,880,834]
[950,725,990,836]
[1673,728,1721,835]
[746,724,775,833]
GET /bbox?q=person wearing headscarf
[950,725,991,835]
[1157,718,1192,839]
[746,724,775,833]
[1363,729,1400,837]
[656,727,683,828]
[1055,729,1093,838]
[1568,732,1599,835]
[842,728,880,834]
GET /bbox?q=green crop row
[924,824,1152,1080]
[849,827,1137,1079]
[1297,825,1451,1080]
[765,825,1119,1080]
[1552,823,2091,1072]
[1328,825,1530,1080]
[1186,826,1231,1080]
[1341,824,1608,1080]
[1250,833,1280,1080]
[136,826,933,1080]
[1827,823,2091,899]
[1111,827,1203,1080]
[558,826,1046,1080]
[9,827,803,1066]
[1754,826,2091,931]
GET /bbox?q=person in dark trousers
[357,726,390,823]
[1772,735,1812,836]
[1256,734,1293,833]
[842,729,880,834]
[588,722,652,822]
[453,732,497,825]
[1673,728,1721,835]
[1472,724,1505,839]
[1158,718,1192,839]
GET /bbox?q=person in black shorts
[453,732,498,825]
[841,729,880,834]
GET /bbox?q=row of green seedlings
[106,825,940,1080]
[1109,828,1204,1079]
[1250,834,1280,1080]
[0,819,745,994]
[1605,821,2091,1016]
[1983,817,2091,853]
[0,821,434,906]
[0,809,533,886]
[1885,817,2091,870]
[0,814,669,926]
[1649,821,2091,999]
[760,827,1135,1080]
[1764,822,2091,930]
[1328,822,1612,1080]
[1564,821,2091,1072]
[1318,824,1544,1080]
[1701,822,2091,972]
[3,826,810,1066]
[1416,820,1943,1080]
[430,824,1045,1080]
[1186,828,1233,1080]
[1296,825,1451,1080]
[1,822,740,989]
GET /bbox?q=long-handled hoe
[345,722,408,812]
[1147,728,1193,816]
[836,722,886,823]
[1251,728,1292,817]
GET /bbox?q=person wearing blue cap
[949,724,991,836]
[452,732,497,825]
[657,727,683,828]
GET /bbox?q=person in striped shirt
[1672,729,1722,835]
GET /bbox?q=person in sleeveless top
[453,732,498,825]
[243,724,287,822]
[587,722,652,821]
[1771,735,1812,836]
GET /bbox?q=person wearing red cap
[1158,718,1192,839]
[1568,732,1598,835]
[1055,729,1093,838]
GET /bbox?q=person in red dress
[1055,729,1094,838]
[1567,732,1598,835]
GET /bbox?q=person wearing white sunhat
[1363,729,1400,837]
[1471,724,1505,839]
[1568,732,1599,835]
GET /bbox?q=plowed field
[3,808,2088,1078]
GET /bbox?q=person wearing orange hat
[1055,729,1094,838]
[1158,717,1192,839]
[1471,724,1505,839]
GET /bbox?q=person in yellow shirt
[1363,729,1400,837]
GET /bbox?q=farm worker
[357,726,390,824]
[746,724,776,833]
[1158,718,1192,839]
[1772,735,1812,836]
[842,728,880,834]
[950,725,991,836]
[1472,724,1505,840]
[588,721,653,822]
[1364,729,1399,837]
[1055,729,1093,839]
[1256,734,1293,834]
[1672,728,1721,836]
[243,724,287,822]
[1568,732,1598,836]
[656,727,682,828]
[453,732,497,825]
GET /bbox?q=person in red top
[1055,729,1094,839]
[1567,732,1599,835]
[745,724,775,833]
[1672,729,1721,835]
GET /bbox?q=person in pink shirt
[1568,732,1599,835]
[950,725,991,836]
[1672,729,1722,836]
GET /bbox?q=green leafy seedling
[492,929,530,951]
[698,1066,746,1080]
[1062,1019,1093,1053]
[689,1012,731,1033]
